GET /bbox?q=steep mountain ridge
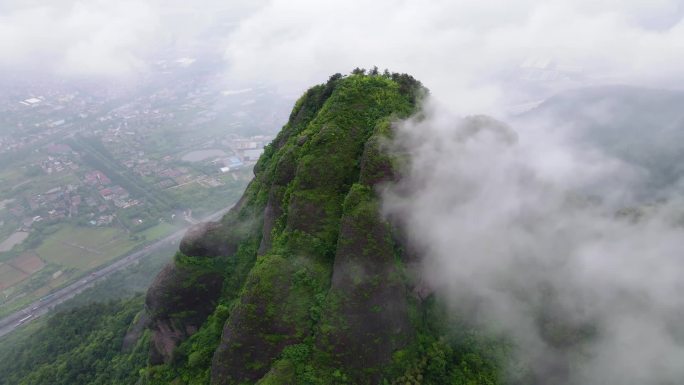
[4,79,681,385]
[0,72,507,385]
[144,72,435,384]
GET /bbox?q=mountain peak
[145,71,428,384]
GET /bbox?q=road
[0,206,233,339]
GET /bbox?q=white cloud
[383,101,684,384]
[0,1,159,77]
[3,0,681,97]
[222,0,684,114]
[0,0,265,78]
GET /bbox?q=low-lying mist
[383,97,684,384]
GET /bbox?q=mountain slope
[144,72,437,384]
[6,80,683,385]
[0,72,506,385]
[0,297,148,385]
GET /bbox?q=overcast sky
[2,0,683,113]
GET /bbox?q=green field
[0,168,28,199]
[35,222,180,272]
[139,221,179,240]
[0,263,26,290]
[30,172,80,193]
[0,167,22,185]
[35,226,136,271]
[0,221,181,318]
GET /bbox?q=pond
[181,149,227,162]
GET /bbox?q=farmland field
[139,222,179,240]
[0,221,180,318]
[35,225,137,271]
[0,232,29,253]
[9,252,45,275]
[0,263,27,291]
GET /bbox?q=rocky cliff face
[146,262,224,364]
[145,196,261,364]
[144,72,437,384]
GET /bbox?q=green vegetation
[35,225,132,269]
[0,297,148,385]
[138,70,509,385]
[0,238,174,385]
[166,169,251,217]
[0,220,180,319]
[60,241,176,309]
[386,297,511,385]
[0,70,512,385]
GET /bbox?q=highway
[0,206,233,339]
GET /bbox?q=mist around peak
[383,96,684,384]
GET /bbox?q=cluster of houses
[40,144,79,174]
[5,167,141,233]
[22,184,81,224]
[83,170,139,209]
[2,85,107,155]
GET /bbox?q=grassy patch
[35,225,136,270]
[139,222,179,241]
[0,263,27,290]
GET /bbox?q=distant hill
[518,85,684,193]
